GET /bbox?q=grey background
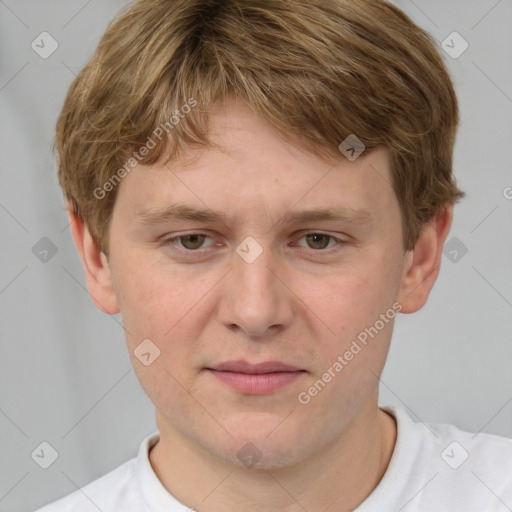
[1,1,511,511]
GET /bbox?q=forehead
[114,101,397,227]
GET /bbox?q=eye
[161,231,346,255]
[294,232,343,251]
[162,233,214,252]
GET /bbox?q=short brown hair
[55,0,464,256]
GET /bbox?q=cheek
[118,264,205,412]
[116,257,197,338]
[301,251,401,372]
[115,258,213,384]
[311,261,395,332]
[295,267,397,420]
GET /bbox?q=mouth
[205,360,307,395]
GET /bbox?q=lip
[208,359,303,374]
[205,360,306,395]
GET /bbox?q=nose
[217,238,294,338]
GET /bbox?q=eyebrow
[133,203,373,228]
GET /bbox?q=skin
[69,99,453,512]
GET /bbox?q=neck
[149,396,397,512]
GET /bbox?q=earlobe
[67,207,120,315]
[397,207,453,314]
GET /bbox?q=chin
[208,423,312,471]
[218,439,308,471]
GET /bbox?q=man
[36,0,512,510]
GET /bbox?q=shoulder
[385,404,512,465]
[429,413,512,491]
[33,457,140,512]
[379,405,512,510]
[31,431,165,512]
[427,411,512,472]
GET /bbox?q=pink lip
[209,359,302,373]
[205,360,306,395]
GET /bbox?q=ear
[67,206,120,315]
[398,206,453,314]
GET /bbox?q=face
[97,100,411,468]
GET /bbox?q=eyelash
[161,231,346,255]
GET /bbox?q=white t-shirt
[34,405,512,512]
